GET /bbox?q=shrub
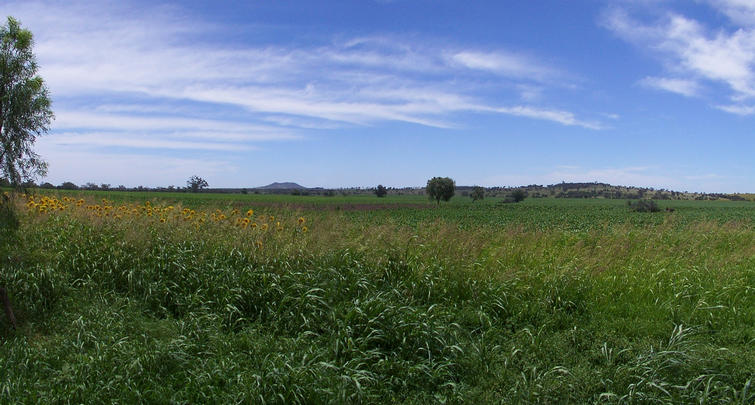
[511,189,527,203]
[629,199,660,212]
[470,186,484,202]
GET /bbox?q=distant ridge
[257,182,306,190]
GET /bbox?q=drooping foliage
[0,17,53,186]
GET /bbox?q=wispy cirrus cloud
[488,106,603,130]
[639,76,700,97]
[603,5,755,114]
[0,0,609,186]
[51,132,258,151]
[53,110,297,138]
[715,104,755,115]
[449,50,558,81]
[706,0,755,27]
[2,0,600,132]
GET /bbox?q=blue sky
[2,0,754,192]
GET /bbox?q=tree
[628,199,660,213]
[471,186,485,202]
[0,194,17,329]
[187,175,208,193]
[1,17,53,186]
[375,184,387,198]
[0,17,52,330]
[426,177,455,205]
[59,181,78,190]
[511,189,527,203]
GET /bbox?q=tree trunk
[0,286,17,329]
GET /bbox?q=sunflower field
[0,190,753,403]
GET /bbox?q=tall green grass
[0,194,753,403]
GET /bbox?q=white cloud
[490,106,604,129]
[603,6,755,113]
[715,104,755,115]
[450,50,556,80]
[53,110,295,136]
[0,0,608,186]
[517,85,544,102]
[0,0,598,130]
[48,110,299,150]
[49,132,257,151]
[707,0,755,27]
[639,76,700,97]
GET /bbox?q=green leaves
[1,194,754,402]
[0,193,18,234]
[0,16,53,186]
[426,177,455,204]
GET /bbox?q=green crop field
[1,190,753,403]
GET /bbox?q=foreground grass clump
[0,192,753,403]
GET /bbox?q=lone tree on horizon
[375,184,387,198]
[511,189,527,203]
[0,16,54,329]
[426,177,455,205]
[471,185,485,202]
[187,175,208,192]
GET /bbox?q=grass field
[1,190,753,403]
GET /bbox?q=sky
[1,0,754,192]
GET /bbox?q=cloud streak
[50,132,257,152]
[639,76,700,97]
[603,5,755,113]
[2,0,599,130]
[449,50,558,81]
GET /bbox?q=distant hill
[257,182,306,190]
[464,182,747,201]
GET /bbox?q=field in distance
[0,190,753,403]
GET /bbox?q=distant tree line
[477,183,745,201]
[0,178,747,202]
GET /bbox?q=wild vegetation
[0,190,753,403]
[11,179,749,203]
